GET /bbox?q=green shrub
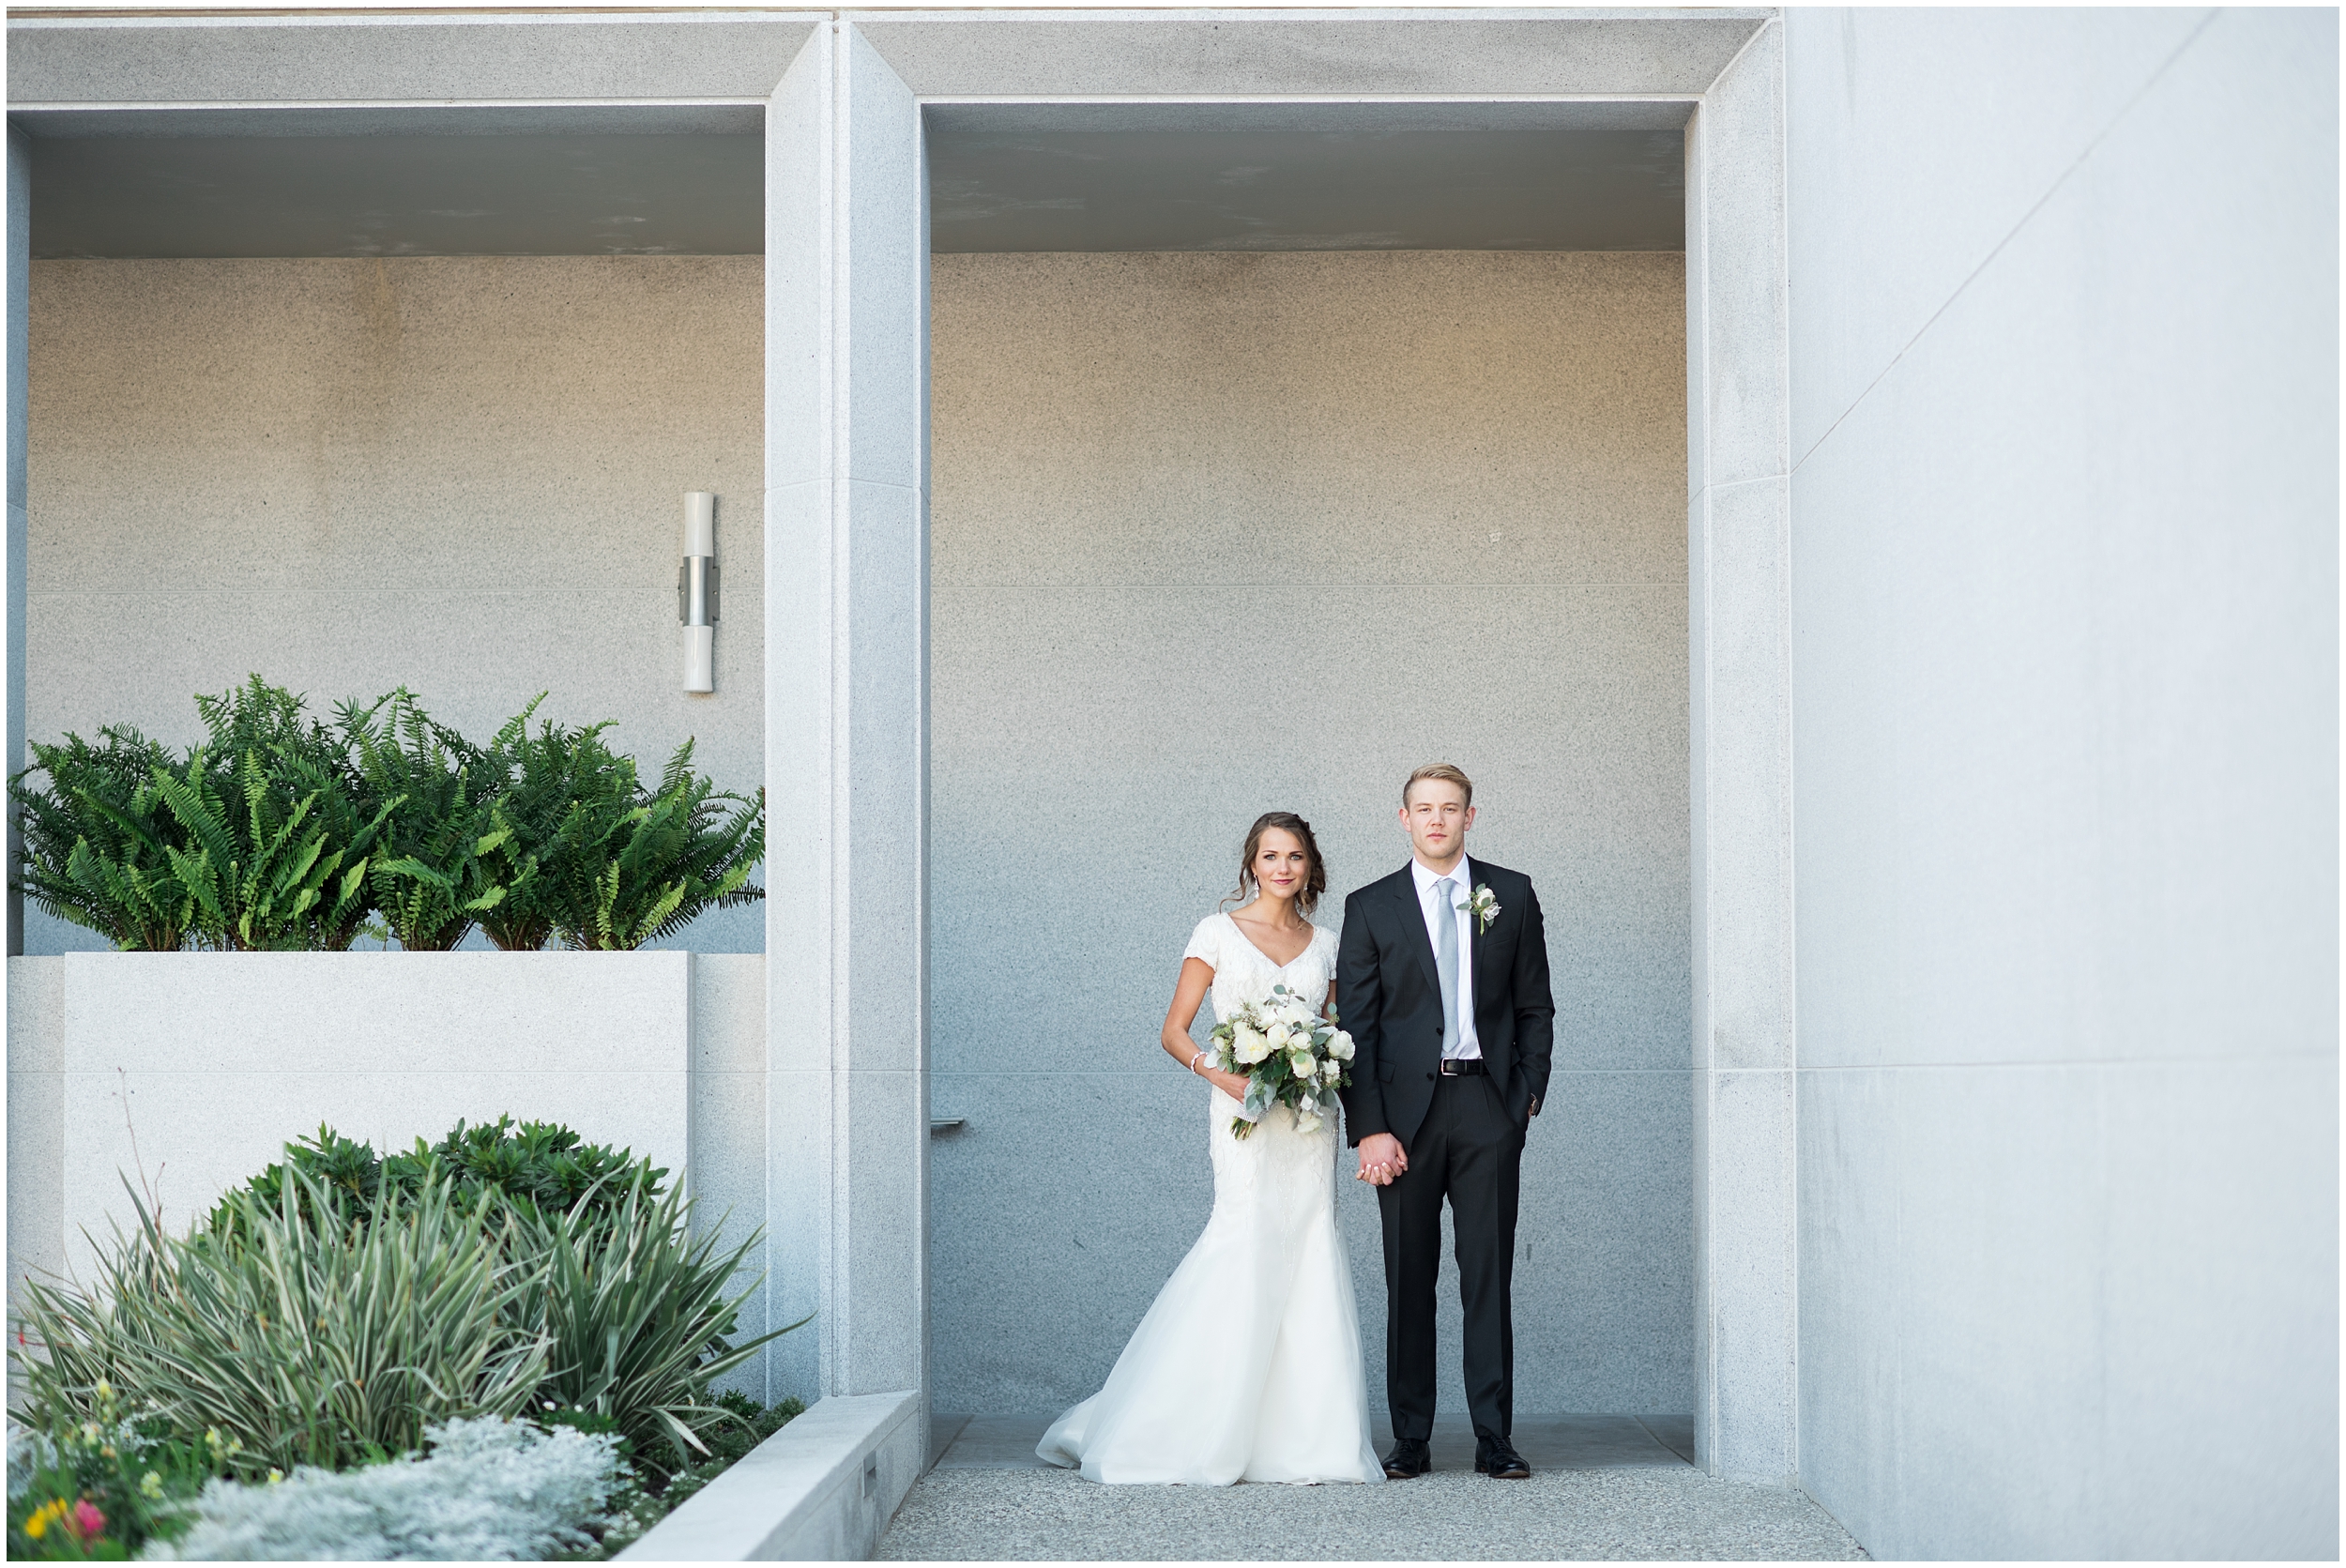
[10,727,194,951]
[9,677,763,952]
[203,1119,663,1245]
[543,740,765,951]
[524,1178,775,1473]
[169,676,391,951]
[338,689,510,951]
[15,1172,550,1474]
[25,1119,789,1488]
[472,708,637,953]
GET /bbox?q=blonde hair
[1403,763,1474,808]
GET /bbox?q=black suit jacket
[1335,860,1556,1149]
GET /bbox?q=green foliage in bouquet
[338,689,508,951]
[540,740,764,952]
[14,1171,551,1475]
[10,727,195,951]
[1206,983,1356,1140]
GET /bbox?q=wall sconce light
[679,492,719,693]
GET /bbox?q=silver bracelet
[1188,1049,1208,1075]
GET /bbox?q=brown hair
[1225,811,1328,917]
[1403,763,1474,808]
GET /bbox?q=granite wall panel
[1789,8,2338,1556]
[928,251,1691,1415]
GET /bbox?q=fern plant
[338,689,507,951]
[154,746,375,952]
[545,741,764,951]
[471,703,636,952]
[9,726,195,950]
[165,677,391,951]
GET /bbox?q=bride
[1038,812,1384,1485]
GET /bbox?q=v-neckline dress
[1036,912,1383,1485]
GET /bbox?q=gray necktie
[1433,876,1460,1056]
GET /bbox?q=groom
[1337,763,1555,1481]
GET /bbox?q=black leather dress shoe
[1381,1438,1432,1479]
[1475,1441,1531,1480]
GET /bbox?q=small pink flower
[68,1499,105,1540]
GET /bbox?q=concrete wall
[928,251,1691,1416]
[21,255,765,952]
[1787,9,2338,1558]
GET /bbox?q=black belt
[1438,1058,1487,1076]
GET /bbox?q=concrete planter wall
[8,951,765,1321]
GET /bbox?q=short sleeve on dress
[1183,914,1225,970]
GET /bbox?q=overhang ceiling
[17,100,1688,259]
[925,103,1687,253]
[18,107,766,260]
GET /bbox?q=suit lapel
[1392,866,1441,1001]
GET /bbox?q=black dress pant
[1377,1070,1523,1445]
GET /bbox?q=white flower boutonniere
[1467,883,1501,935]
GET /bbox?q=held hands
[1356,1133,1409,1186]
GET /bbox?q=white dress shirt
[1410,854,1481,1059]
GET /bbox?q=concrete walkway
[880,1416,1868,1561]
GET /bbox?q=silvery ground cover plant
[1207,982,1356,1138]
[8,1119,802,1560]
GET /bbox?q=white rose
[1266,1024,1291,1051]
[1331,1030,1355,1061]
[1235,1027,1270,1064]
[1288,1049,1315,1080]
[1294,1110,1322,1135]
[1319,1057,1342,1082]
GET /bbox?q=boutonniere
[1466,883,1501,935]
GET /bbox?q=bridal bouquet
[1207,984,1355,1139]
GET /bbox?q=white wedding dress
[1037,912,1384,1485]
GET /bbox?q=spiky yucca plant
[14,1170,551,1475]
[521,1179,791,1474]
[9,726,194,950]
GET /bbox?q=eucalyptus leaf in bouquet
[1205,982,1355,1139]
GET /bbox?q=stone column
[1685,18,1799,1485]
[8,127,28,958]
[763,20,930,1412]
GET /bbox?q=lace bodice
[1183,911,1338,1023]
